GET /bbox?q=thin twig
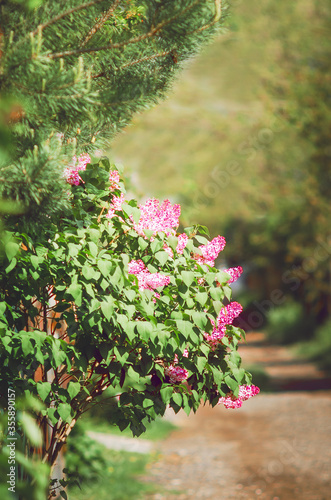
[81,0,121,47]
[22,0,106,43]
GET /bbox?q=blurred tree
[111,0,331,325]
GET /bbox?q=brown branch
[117,50,172,70]
[81,0,121,47]
[189,0,222,35]
[91,49,172,80]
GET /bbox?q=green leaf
[172,392,182,406]
[37,382,52,401]
[68,243,79,258]
[82,263,101,281]
[196,356,207,373]
[181,271,195,287]
[175,319,194,340]
[151,239,163,254]
[5,241,20,261]
[19,413,43,447]
[97,259,113,278]
[211,366,223,386]
[57,403,72,423]
[210,287,224,301]
[66,283,82,306]
[127,366,140,383]
[67,381,80,400]
[160,385,173,404]
[88,241,98,257]
[21,336,34,356]
[224,375,239,395]
[155,250,169,266]
[223,285,232,301]
[196,292,208,307]
[136,321,153,341]
[0,302,6,316]
[213,301,223,315]
[192,311,207,329]
[143,229,154,240]
[138,237,149,251]
[101,299,114,321]
[113,346,129,365]
[5,258,17,273]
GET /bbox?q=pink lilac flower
[217,301,243,327]
[176,233,188,254]
[63,153,91,185]
[204,325,226,348]
[238,384,260,401]
[138,272,170,290]
[106,193,125,219]
[75,153,91,170]
[128,259,145,274]
[163,244,174,258]
[165,365,189,384]
[223,266,243,284]
[64,168,81,186]
[128,259,170,291]
[173,348,189,364]
[218,384,260,409]
[204,303,243,348]
[131,198,181,238]
[109,170,120,191]
[194,235,226,267]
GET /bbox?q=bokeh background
[65,2,331,498]
[109,0,331,367]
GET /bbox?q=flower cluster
[64,153,91,185]
[63,158,259,407]
[109,170,120,191]
[106,193,125,219]
[218,384,260,409]
[176,233,188,254]
[131,198,181,238]
[165,365,189,384]
[223,266,243,284]
[204,301,243,348]
[194,235,226,267]
[128,259,170,291]
[217,301,243,327]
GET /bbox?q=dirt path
[143,333,331,500]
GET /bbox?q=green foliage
[67,447,156,500]
[0,158,252,498]
[65,422,109,484]
[298,320,331,371]
[0,0,228,223]
[266,301,315,345]
[111,0,331,322]
[0,395,50,500]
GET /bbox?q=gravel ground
[142,335,331,500]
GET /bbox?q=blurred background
[109,0,331,369]
[65,2,331,498]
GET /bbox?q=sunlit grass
[68,448,158,500]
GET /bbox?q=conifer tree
[0,0,227,224]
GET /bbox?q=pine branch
[190,0,223,34]
[20,0,106,42]
[81,0,121,47]
[47,0,202,59]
